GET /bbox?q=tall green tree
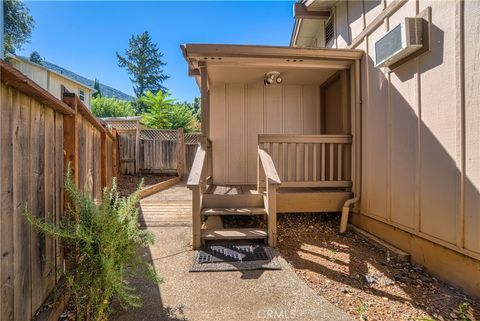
[190,97,201,121]
[116,31,169,98]
[3,0,34,55]
[29,51,42,64]
[93,79,102,98]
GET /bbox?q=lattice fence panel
[185,133,200,145]
[104,119,138,131]
[139,129,177,141]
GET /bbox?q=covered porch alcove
[182,44,363,248]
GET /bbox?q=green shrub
[25,168,160,321]
[140,91,200,132]
[91,96,135,118]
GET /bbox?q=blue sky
[18,1,295,102]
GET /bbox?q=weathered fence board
[54,112,64,282]
[1,84,15,321]
[119,131,137,175]
[13,91,32,321]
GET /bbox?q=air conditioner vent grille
[325,18,334,45]
[374,17,423,67]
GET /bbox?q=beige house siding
[210,83,321,185]
[49,72,92,108]
[10,58,92,108]
[299,0,480,294]
[12,60,49,88]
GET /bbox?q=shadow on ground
[277,213,480,320]
[110,226,188,321]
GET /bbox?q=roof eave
[290,18,302,47]
[7,54,96,91]
[182,44,363,64]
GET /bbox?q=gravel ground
[276,213,480,321]
[116,174,177,197]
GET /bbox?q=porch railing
[187,134,212,249]
[257,148,281,246]
[258,134,352,189]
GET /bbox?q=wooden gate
[139,129,180,173]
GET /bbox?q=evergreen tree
[191,96,201,121]
[116,31,169,98]
[3,0,34,55]
[29,51,42,64]
[93,79,102,98]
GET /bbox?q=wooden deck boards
[139,183,192,227]
[201,228,268,240]
[138,183,350,227]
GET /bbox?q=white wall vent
[374,17,423,67]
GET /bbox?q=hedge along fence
[0,61,119,321]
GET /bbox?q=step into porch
[196,184,352,247]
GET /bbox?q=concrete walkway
[111,183,352,321]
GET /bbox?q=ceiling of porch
[207,65,338,85]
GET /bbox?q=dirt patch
[277,213,480,321]
[116,174,177,197]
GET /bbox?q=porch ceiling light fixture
[264,71,283,85]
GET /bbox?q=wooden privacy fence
[0,62,119,321]
[62,92,119,200]
[102,117,199,177]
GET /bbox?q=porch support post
[340,59,362,233]
[266,182,277,247]
[199,61,210,137]
[192,185,202,249]
[257,148,266,193]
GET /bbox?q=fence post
[112,128,119,177]
[135,120,140,174]
[100,130,107,189]
[177,128,185,179]
[62,94,78,190]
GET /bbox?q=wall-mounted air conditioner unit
[374,17,423,67]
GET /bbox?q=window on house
[325,17,334,45]
[79,89,85,102]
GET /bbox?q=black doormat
[190,241,281,272]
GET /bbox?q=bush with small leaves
[25,167,160,321]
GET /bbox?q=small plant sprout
[328,248,338,263]
[456,302,476,321]
[357,301,368,321]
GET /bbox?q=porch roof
[181,43,363,86]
